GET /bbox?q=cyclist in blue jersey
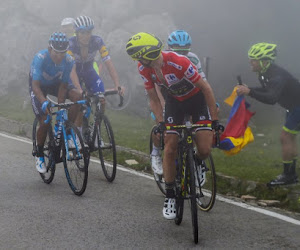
[29,32,82,174]
[67,15,122,110]
[237,43,299,186]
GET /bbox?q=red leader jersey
[138,51,201,101]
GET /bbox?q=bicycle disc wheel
[96,115,117,182]
[149,125,165,195]
[187,150,199,244]
[195,154,216,212]
[32,118,56,184]
[63,122,89,196]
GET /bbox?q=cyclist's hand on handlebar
[211,120,224,133]
[154,122,166,134]
[41,100,50,115]
[116,86,124,96]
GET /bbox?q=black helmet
[49,32,69,52]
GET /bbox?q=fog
[1,0,300,123]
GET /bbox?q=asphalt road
[0,132,299,249]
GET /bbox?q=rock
[246,181,257,192]
[258,200,280,207]
[125,159,139,165]
[257,201,267,207]
[241,195,257,201]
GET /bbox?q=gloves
[41,100,49,114]
[211,120,224,132]
[154,122,166,134]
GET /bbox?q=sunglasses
[140,48,161,61]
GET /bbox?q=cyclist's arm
[57,82,68,104]
[154,84,165,108]
[70,64,83,94]
[147,88,164,123]
[32,80,47,104]
[104,59,120,90]
[248,77,285,104]
[194,78,218,121]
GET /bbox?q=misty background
[1,0,300,124]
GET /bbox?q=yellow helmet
[248,43,277,61]
[126,32,163,61]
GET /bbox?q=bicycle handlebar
[83,90,124,107]
[43,99,87,124]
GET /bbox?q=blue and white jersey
[68,35,110,68]
[30,49,74,88]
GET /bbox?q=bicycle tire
[32,117,56,184]
[195,154,216,212]
[187,149,199,244]
[149,125,166,195]
[62,121,89,196]
[96,115,117,182]
[175,150,184,225]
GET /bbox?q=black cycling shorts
[164,91,212,134]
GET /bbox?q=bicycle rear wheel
[195,154,216,211]
[149,125,166,195]
[63,122,89,196]
[187,149,199,244]
[32,117,56,184]
[96,115,117,182]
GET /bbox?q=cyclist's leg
[83,68,105,111]
[162,97,182,219]
[29,83,49,173]
[187,92,213,160]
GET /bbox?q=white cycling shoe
[35,156,47,174]
[151,154,163,175]
[163,198,176,219]
[195,161,206,187]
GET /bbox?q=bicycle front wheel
[63,122,89,196]
[32,117,56,184]
[96,115,117,182]
[149,125,166,195]
[195,154,216,212]
[187,149,198,244]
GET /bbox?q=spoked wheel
[149,125,165,195]
[32,117,56,184]
[195,154,216,212]
[96,115,117,182]
[187,150,199,244]
[63,122,89,196]
[105,79,132,111]
[175,195,184,225]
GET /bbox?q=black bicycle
[161,120,221,244]
[150,124,217,213]
[32,100,89,196]
[82,90,123,182]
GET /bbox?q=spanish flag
[219,89,255,156]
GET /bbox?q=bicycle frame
[45,100,86,161]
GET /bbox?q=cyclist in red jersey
[126,32,219,219]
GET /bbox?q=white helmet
[61,17,75,26]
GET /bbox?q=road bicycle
[149,124,218,213]
[158,119,221,244]
[32,100,89,196]
[82,90,123,182]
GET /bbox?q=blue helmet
[49,32,69,52]
[167,30,192,48]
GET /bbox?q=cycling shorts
[29,76,75,117]
[283,106,300,134]
[69,67,104,94]
[164,91,212,135]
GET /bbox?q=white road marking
[1,131,299,226]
